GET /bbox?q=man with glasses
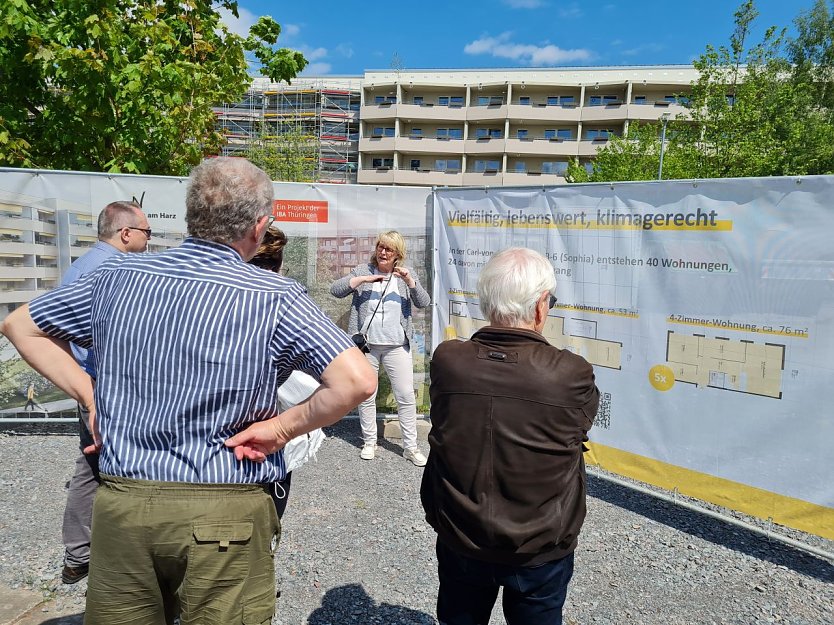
[421,247,600,625]
[56,199,150,584]
[1,157,375,624]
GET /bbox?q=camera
[351,333,369,354]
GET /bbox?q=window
[410,128,423,137]
[542,161,569,175]
[726,94,736,106]
[585,129,612,140]
[547,96,559,106]
[557,128,572,140]
[544,129,557,140]
[410,159,421,170]
[372,127,395,137]
[516,129,529,139]
[634,95,647,105]
[560,96,575,106]
[478,95,503,106]
[475,128,488,139]
[413,96,424,105]
[589,95,620,106]
[373,95,396,104]
[372,158,394,168]
[513,161,527,172]
[474,159,501,173]
[437,128,448,139]
[489,128,502,139]
[439,95,463,106]
[448,128,463,139]
[436,159,461,172]
[519,96,531,106]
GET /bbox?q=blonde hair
[370,230,407,267]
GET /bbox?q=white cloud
[301,46,328,61]
[557,3,582,18]
[464,32,592,66]
[283,23,300,37]
[502,0,545,8]
[335,44,354,58]
[217,6,258,38]
[303,62,332,75]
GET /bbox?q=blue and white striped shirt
[60,240,122,378]
[29,238,354,483]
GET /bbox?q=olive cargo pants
[85,475,280,625]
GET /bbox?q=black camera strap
[360,271,395,336]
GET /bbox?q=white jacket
[277,371,325,473]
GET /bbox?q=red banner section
[273,199,329,223]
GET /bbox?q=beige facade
[356,67,697,186]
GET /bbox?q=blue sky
[221,1,808,76]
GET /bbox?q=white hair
[477,247,556,327]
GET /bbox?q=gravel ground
[0,421,832,625]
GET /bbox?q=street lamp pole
[657,112,670,180]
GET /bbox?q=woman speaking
[330,231,431,466]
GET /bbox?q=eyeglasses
[125,227,152,239]
[265,214,276,229]
[376,244,396,254]
[548,293,558,309]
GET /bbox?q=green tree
[243,124,318,182]
[0,1,306,175]
[570,0,834,183]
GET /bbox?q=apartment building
[356,66,698,186]
[215,76,362,184]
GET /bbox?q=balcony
[581,103,628,122]
[394,169,464,186]
[396,103,467,122]
[466,104,508,122]
[462,170,503,186]
[503,171,566,186]
[507,104,581,122]
[396,137,464,154]
[0,266,59,279]
[357,168,396,185]
[464,138,507,155]
[359,103,398,121]
[505,138,579,157]
[0,289,39,305]
[359,136,396,152]
[626,102,690,122]
[578,139,610,156]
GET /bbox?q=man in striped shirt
[1,157,376,625]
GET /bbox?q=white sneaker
[403,448,427,467]
[360,444,376,460]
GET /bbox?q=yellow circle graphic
[649,365,675,391]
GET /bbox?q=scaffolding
[215,78,361,184]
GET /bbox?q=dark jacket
[420,326,599,566]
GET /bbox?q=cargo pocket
[188,521,253,583]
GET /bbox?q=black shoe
[61,563,89,584]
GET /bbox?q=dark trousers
[436,540,574,625]
[269,471,293,519]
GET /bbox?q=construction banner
[0,168,433,415]
[432,176,834,540]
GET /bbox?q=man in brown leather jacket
[421,247,600,625]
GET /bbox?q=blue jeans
[436,540,575,625]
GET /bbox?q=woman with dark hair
[330,230,431,466]
[251,227,325,518]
